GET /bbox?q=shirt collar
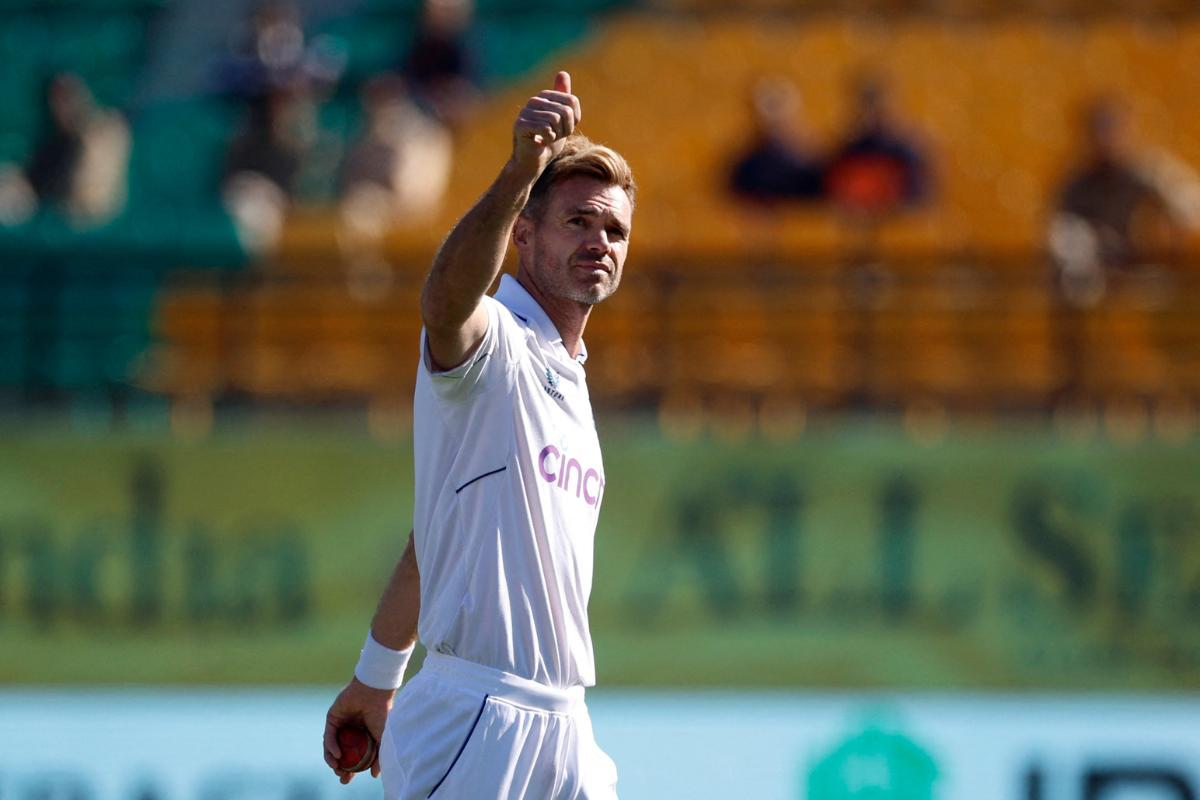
[494,274,588,364]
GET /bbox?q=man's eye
[567,217,585,226]
[608,228,627,240]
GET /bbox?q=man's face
[516,176,633,306]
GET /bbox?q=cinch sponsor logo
[538,445,604,508]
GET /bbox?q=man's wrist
[499,158,540,199]
[353,631,415,690]
[349,675,397,695]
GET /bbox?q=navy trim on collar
[493,274,588,364]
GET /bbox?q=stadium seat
[16,4,1200,414]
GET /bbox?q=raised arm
[420,70,582,371]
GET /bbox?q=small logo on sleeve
[538,445,604,508]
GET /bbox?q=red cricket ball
[336,725,378,773]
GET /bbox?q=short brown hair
[521,134,636,222]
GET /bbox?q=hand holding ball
[336,725,378,773]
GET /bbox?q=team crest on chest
[543,367,565,402]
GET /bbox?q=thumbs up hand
[511,70,583,177]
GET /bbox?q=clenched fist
[512,70,583,176]
[323,677,394,784]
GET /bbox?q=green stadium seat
[318,16,413,81]
[355,0,423,14]
[483,0,625,11]
[0,274,30,388]
[477,16,593,82]
[128,100,238,205]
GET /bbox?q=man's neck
[515,271,590,359]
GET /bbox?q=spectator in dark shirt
[826,74,931,217]
[220,0,340,101]
[0,73,130,227]
[728,76,824,204]
[222,77,325,252]
[1048,95,1200,305]
[25,76,85,207]
[403,0,481,131]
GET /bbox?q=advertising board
[1,423,1197,688]
[2,690,1197,800]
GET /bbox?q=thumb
[554,70,570,95]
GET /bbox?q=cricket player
[323,69,633,798]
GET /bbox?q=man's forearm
[420,161,537,332]
[369,532,420,651]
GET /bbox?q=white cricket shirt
[412,274,606,690]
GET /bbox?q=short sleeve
[419,296,516,401]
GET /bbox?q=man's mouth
[573,261,610,274]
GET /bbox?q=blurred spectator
[1048,95,1200,305]
[402,0,481,131]
[728,76,825,204]
[339,76,452,244]
[222,78,339,253]
[0,73,130,227]
[223,0,305,97]
[218,1,347,254]
[826,73,931,217]
[220,0,342,102]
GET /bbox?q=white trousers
[380,652,619,799]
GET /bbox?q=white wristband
[354,632,415,690]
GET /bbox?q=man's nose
[583,228,609,253]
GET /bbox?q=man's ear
[513,214,533,250]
